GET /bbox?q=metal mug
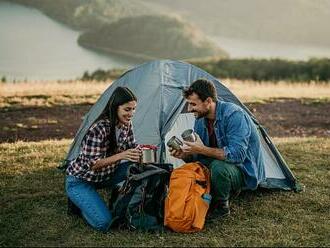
[139,145,157,164]
[181,129,197,142]
[166,136,183,151]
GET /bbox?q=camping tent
[63,59,300,191]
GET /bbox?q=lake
[211,36,330,61]
[1,1,329,81]
[0,1,137,81]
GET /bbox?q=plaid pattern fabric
[66,118,137,182]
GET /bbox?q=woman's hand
[92,148,141,171]
[119,148,141,162]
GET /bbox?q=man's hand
[195,133,204,145]
[182,140,205,154]
[182,133,205,154]
[169,147,188,160]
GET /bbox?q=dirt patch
[246,98,330,138]
[0,104,92,143]
[1,98,329,143]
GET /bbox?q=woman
[65,86,141,232]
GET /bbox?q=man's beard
[193,110,208,119]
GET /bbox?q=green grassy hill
[78,15,228,60]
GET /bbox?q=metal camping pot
[181,129,197,142]
[140,145,158,164]
[166,136,183,151]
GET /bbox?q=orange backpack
[164,162,211,233]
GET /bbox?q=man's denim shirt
[194,101,266,190]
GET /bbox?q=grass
[1,137,329,246]
[0,81,109,108]
[0,80,110,97]
[1,80,329,246]
[0,94,100,108]
[224,80,330,102]
[1,80,330,108]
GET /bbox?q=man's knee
[210,160,232,181]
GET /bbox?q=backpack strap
[118,164,168,194]
[128,164,168,182]
[195,162,211,193]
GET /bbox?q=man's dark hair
[183,79,217,102]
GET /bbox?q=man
[170,79,266,217]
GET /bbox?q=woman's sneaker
[67,198,81,217]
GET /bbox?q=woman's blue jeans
[65,162,129,232]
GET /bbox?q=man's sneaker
[209,200,230,219]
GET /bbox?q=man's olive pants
[201,159,245,203]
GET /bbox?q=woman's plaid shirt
[66,118,137,182]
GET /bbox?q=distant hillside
[4,0,86,29]
[78,15,228,60]
[142,0,330,48]
[71,0,154,29]
[6,0,228,60]
[7,0,154,29]
[5,0,330,50]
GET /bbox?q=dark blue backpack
[110,163,172,231]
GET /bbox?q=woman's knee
[82,207,112,232]
[93,214,112,232]
[65,176,112,232]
